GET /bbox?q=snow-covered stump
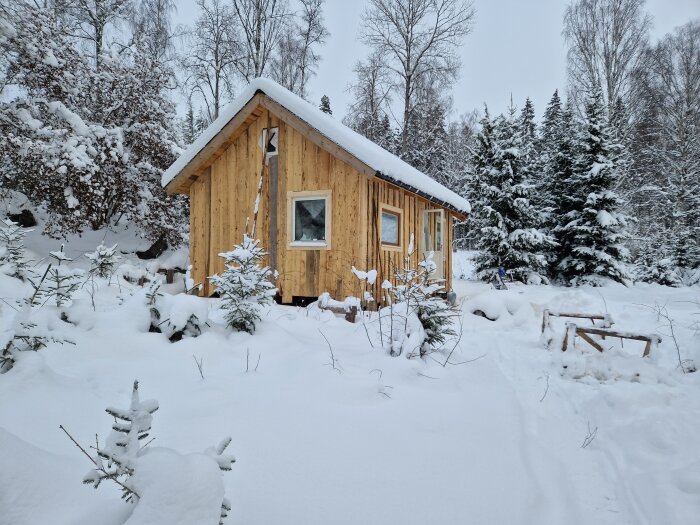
[316,293,360,323]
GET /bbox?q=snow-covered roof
[162,78,470,214]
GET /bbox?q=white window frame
[287,190,332,250]
[380,203,403,251]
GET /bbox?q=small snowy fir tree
[85,243,121,279]
[319,94,332,115]
[472,104,555,282]
[209,235,277,333]
[0,219,31,280]
[46,245,81,307]
[555,85,631,285]
[83,380,159,502]
[77,380,235,522]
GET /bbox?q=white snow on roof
[162,78,470,214]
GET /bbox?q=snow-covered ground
[1,246,699,525]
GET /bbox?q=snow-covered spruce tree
[463,107,497,244]
[0,219,31,280]
[540,98,579,267]
[555,84,632,285]
[0,5,187,246]
[209,235,277,334]
[634,255,682,287]
[85,243,121,279]
[472,104,554,282]
[535,91,563,219]
[83,380,160,502]
[319,95,332,115]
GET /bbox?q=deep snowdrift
[1,255,699,524]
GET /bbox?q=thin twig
[59,425,138,497]
[192,355,204,380]
[441,312,466,367]
[318,329,340,373]
[539,372,550,402]
[362,321,374,349]
[581,422,598,449]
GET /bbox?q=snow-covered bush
[0,5,188,246]
[141,279,208,342]
[0,219,30,280]
[209,235,277,334]
[85,243,121,280]
[77,380,235,523]
[634,258,682,287]
[351,266,377,307]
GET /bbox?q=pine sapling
[46,245,81,307]
[81,380,159,502]
[209,234,277,333]
[85,243,121,280]
[0,219,31,280]
[145,278,164,332]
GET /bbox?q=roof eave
[375,171,469,218]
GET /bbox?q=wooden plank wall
[188,105,455,302]
[366,179,454,306]
[278,123,369,302]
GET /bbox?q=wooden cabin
[162,78,470,304]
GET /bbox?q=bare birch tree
[563,0,652,117]
[66,0,132,70]
[630,20,700,268]
[344,51,394,146]
[130,0,177,62]
[270,0,329,98]
[180,0,239,122]
[232,0,289,82]
[360,0,474,156]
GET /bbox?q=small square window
[381,206,402,248]
[294,198,326,242]
[288,191,331,249]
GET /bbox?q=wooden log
[576,326,660,343]
[542,310,613,335]
[568,324,661,357]
[577,330,605,353]
[562,322,577,352]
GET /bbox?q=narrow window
[380,205,402,248]
[261,127,279,156]
[288,191,331,249]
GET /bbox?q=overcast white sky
[174,0,700,121]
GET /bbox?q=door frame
[422,208,445,279]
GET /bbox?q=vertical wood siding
[188,106,455,302]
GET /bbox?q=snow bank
[0,427,127,525]
[125,448,225,525]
